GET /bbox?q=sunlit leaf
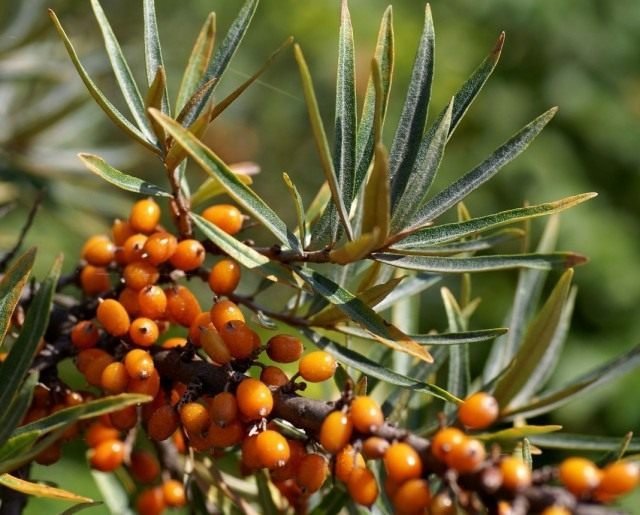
[0,247,35,347]
[191,174,253,208]
[361,143,390,247]
[335,324,506,346]
[330,231,379,265]
[398,229,524,256]
[475,425,563,442]
[144,66,167,141]
[529,433,640,453]
[142,0,169,113]
[0,474,93,503]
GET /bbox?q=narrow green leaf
[529,433,640,453]
[493,269,574,407]
[78,153,171,197]
[0,255,61,426]
[210,37,293,121]
[90,0,155,141]
[392,99,453,233]
[0,373,37,447]
[151,109,301,251]
[0,431,39,465]
[442,288,470,413]
[409,107,558,228]
[165,102,214,172]
[191,174,253,208]
[0,474,93,503]
[282,173,307,247]
[393,193,595,249]
[354,6,394,195]
[175,13,216,113]
[144,66,167,142]
[374,272,440,312]
[309,487,350,515]
[475,425,563,442]
[60,503,104,515]
[503,344,640,419]
[0,429,64,474]
[182,0,259,126]
[91,471,135,515]
[294,44,353,241]
[329,231,380,265]
[48,10,159,153]
[310,276,404,326]
[303,329,458,403]
[0,248,35,347]
[362,143,390,247]
[388,5,434,203]
[142,0,169,114]
[191,214,292,285]
[295,267,432,362]
[373,252,586,273]
[522,438,533,469]
[255,471,280,515]
[599,433,634,465]
[398,229,524,256]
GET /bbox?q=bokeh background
[1,0,639,512]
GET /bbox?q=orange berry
[180,402,211,436]
[260,366,289,387]
[65,391,85,407]
[200,324,232,364]
[169,239,205,271]
[208,259,241,295]
[85,422,119,448]
[335,445,366,483]
[210,392,238,427]
[136,486,166,515]
[79,265,111,295]
[431,427,466,463]
[219,320,256,359]
[100,361,128,394]
[124,349,155,379]
[118,287,141,317]
[540,507,571,515]
[123,261,159,291]
[209,299,245,331]
[35,441,62,466]
[500,456,532,491]
[188,311,212,345]
[70,320,100,349]
[129,317,159,346]
[298,351,336,383]
[296,454,328,493]
[384,442,423,484]
[350,396,384,434]
[128,369,161,398]
[97,298,130,336]
[130,450,160,484]
[166,285,201,327]
[256,430,290,469]
[267,334,303,363]
[138,285,167,319]
[206,419,245,448]
[362,436,390,460]
[446,437,486,473]
[76,348,111,374]
[458,392,499,430]
[559,457,601,497]
[596,461,639,499]
[148,405,180,441]
[130,198,161,234]
[347,467,378,507]
[109,405,138,430]
[89,438,125,471]
[121,233,148,263]
[236,378,273,420]
[319,411,353,453]
[143,231,177,265]
[270,439,306,482]
[162,479,186,507]
[241,434,262,470]
[83,353,115,387]
[112,218,134,246]
[430,492,456,515]
[202,204,243,235]
[392,479,431,515]
[82,235,116,267]
[162,336,188,349]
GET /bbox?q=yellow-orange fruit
[71,320,100,349]
[296,454,328,493]
[208,259,241,295]
[79,265,111,295]
[180,402,211,436]
[121,233,148,263]
[202,204,243,235]
[143,231,177,265]
[260,366,289,387]
[458,392,499,430]
[136,486,165,515]
[347,467,378,507]
[256,430,290,469]
[596,461,640,500]
[236,378,273,420]
[241,434,262,470]
[210,392,238,427]
[500,456,532,491]
[188,311,212,346]
[298,351,336,383]
[200,324,231,364]
[384,442,423,484]
[209,299,245,331]
[109,405,138,430]
[83,353,115,387]
[97,298,130,336]
[219,320,256,359]
[118,287,141,316]
[162,479,186,507]
[169,239,205,271]
[559,457,602,496]
[392,479,431,515]
[138,285,167,319]
[335,445,366,483]
[270,439,306,482]
[129,317,159,347]
[446,437,486,473]
[362,436,390,460]
[85,422,119,448]
[431,427,466,463]
[123,261,159,291]
[166,285,201,327]
[129,198,161,234]
[127,369,161,398]
[100,362,128,394]
[124,349,155,379]
[147,405,179,441]
[162,337,188,349]
[82,235,115,267]
[89,438,125,471]
[350,396,384,434]
[319,411,353,453]
[266,334,303,363]
[206,419,244,448]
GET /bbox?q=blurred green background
[1,0,639,512]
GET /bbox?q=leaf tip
[493,31,506,57]
[565,254,588,268]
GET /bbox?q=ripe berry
[79,265,111,295]
[83,353,115,387]
[236,378,273,420]
[109,405,138,430]
[350,396,384,434]
[136,487,165,515]
[384,442,423,484]
[169,239,205,271]
[35,442,62,466]
[162,337,188,349]
[319,411,353,453]
[124,349,155,379]
[128,369,161,398]
[143,231,177,265]
[445,437,486,473]
[266,334,303,363]
[256,430,290,469]
[138,285,167,319]
[166,285,201,327]
[296,454,328,493]
[241,435,262,471]
[129,198,161,234]
[219,320,256,359]
[123,261,159,291]
[82,235,116,266]
[298,351,336,382]
[148,405,179,441]
[202,204,243,235]
[206,419,245,448]
[430,492,456,515]
[112,218,134,246]
[130,450,160,484]
[559,457,602,496]
[392,479,431,515]
[335,445,366,483]
[347,467,378,507]
[260,366,289,387]
[162,479,186,507]
[540,507,571,515]
[76,348,110,375]
[89,438,125,471]
[270,439,305,482]
[209,299,245,331]
[180,402,211,436]
[208,259,241,295]
[100,362,128,394]
[458,392,499,430]
[200,324,232,364]
[129,317,159,347]
[121,233,148,263]
[431,427,466,463]
[209,392,238,427]
[500,456,532,491]
[118,287,141,316]
[71,320,100,349]
[97,298,130,336]
[596,461,639,499]
[362,436,390,460]
[85,422,119,448]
